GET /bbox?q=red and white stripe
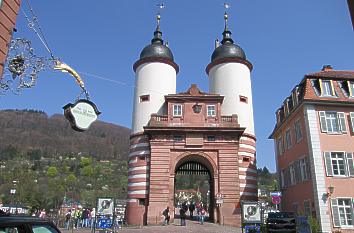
[127,134,150,201]
[238,134,257,199]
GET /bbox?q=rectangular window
[319,111,347,134]
[173,135,182,142]
[304,200,311,217]
[294,119,303,143]
[324,152,354,177]
[331,152,346,176]
[139,94,150,102]
[207,135,215,141]
[138,198,146,206]
[239,95,248,103]
[285,129,292,149]
[337,198,353,227]
[207,105,216,117]
[173,104,182,116]
[321,80,334,96]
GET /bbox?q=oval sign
[63,99,101,132]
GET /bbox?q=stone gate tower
[126,11,257,227]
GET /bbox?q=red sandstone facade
[270,66,354,232]
[126,84,257,226]
[0,0,21,76]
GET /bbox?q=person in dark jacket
[162,206,170,225]
[180,202,188,226]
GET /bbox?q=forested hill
[0,109,131,160]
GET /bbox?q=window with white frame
[304,200,311,217]
[338,199,353,226]
[294,119,303,143]
[207,105,216,117]
[321,80,335,96]
[285,129,292,149]
[331,198,354,227]
[319,111,347,134]
[173,104,182,116]
[324,152,354,177]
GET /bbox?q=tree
[47,166,58,178]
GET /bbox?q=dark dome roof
[211,43,246,62]
[140,43,174,61]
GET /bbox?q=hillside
[0,109,131,160]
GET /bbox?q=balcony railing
[148,114,239,127]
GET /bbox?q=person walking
[65,210,71,230]
[189,203,195,220]
[162,206,170,225]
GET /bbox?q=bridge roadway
[60,219,242,233]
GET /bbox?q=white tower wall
[132,62,176,134]
[209,62,255,135]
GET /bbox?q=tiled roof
[305,70,354,80]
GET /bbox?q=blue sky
[1,1,353,172]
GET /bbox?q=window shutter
[319,79,323,96]
[319,111,327,132]
[346,153,354,177]
[337,112,347,133]
[348,81,353,97]
[331,198,341,227]
[305,156,311,180]
[324,152,333,176]
[330,80,335,96]
[350,112,354,133]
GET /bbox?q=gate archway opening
[174,159,215,222]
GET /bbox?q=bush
[308,216,320,233]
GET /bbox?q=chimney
[322,65,333,71]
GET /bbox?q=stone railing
[148,114,239,127]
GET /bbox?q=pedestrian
[180,202,188,226]
[162,206,170,225]
[39,209,46,218]
[65,210,71,230]
[200,207,206,225]
[189,203,195,219]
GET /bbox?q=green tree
[47,166,58,178]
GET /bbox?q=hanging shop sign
[63,99,101,132]
[241,201,262,224]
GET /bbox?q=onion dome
[211,12,246,62]
[139,14,174,61]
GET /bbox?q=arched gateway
[126,84,258,227]
[126,11,257,228]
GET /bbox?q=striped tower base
[238,133,258,201]
[126,133,150,225]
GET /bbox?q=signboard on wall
[97,197,114,216]
[241,201,262,224]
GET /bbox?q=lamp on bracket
[326,185,334,198]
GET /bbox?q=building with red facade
[126,12,258,227]
[0,0,21,76]
[270,65,354,232]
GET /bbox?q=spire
[221,11,234,44]
[151,13,163,44]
